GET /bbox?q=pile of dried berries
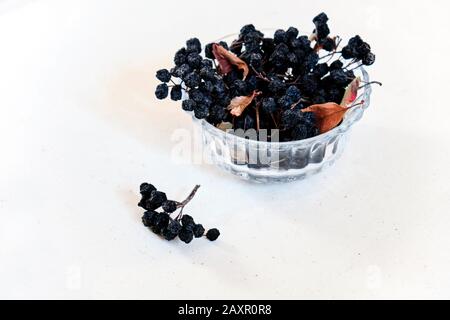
[138,183,220,244]
[155,12,379,141]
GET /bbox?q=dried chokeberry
[155,83,168,100]
[194,104,209,119]
[170,85,182,101]
[262,97,277,113]
[206,229,220,241]
[184,72,201,88]
[163,220,182,241]
[156,69,171,83]
[140,183,156,197]
[179,228,194,244]
[193,224,205,238]
[186,38,201,54]
[162,200,178,213]
[182,99,196,111]
[142,211,157,227]
[145,190,167,210]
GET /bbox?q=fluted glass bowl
[189,33,372,183]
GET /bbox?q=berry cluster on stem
[138,183,220,243]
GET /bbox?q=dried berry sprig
[138,183,220,244]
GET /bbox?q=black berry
[182,99,196,111]
[155,83,168,100]
[140,183,156,197]
[142,211,157,227]
[179,228,194,244]
[193,224,205,238]
[186,38,201,54]
[145,190,167,210]
[162,200,178,213]
[156,69,171,83]
[206,228,220,241]
[170,85,183,101]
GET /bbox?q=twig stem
[175,185,200,219]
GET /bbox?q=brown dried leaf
[341,77,361,107]
[212,43,249,79]
[302,77,364,134]
[302,102,349,134]
[227,91,261,117]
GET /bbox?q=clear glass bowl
[188,32,373,183]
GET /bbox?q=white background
[1,0,449,299]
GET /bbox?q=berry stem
[319,50,342,61]
[270,113,279,129]
[175,185,201,219]
[251,66,270,82]
[343,59,358,70]
[348,63,363,71]
[255,102,261,131]
[347,100,365,109]
[359,81,383,89]
[290,98,303,110]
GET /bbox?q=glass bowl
[188,32,373,183]
[190,66,371,183]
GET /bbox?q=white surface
[1,0,450,299]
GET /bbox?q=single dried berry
[162,200,178,213]
[163,220,182,241]
[186,38,201,54]
[194,104,209,119]
[281,109,302,130]
[181,214,195,230]
[193,224,205,238]
[174,48,186,66]
[320,37,335,52]
[179,228,194,244]
[182,99,196,111]
[142,211,157,227]
[187,53,202,68]
[184,72,201,88]
[172,63,191,78]
[206,228,220,241]
[155,83,168,100]
[154,212,170,230]
[140,183,156,197]
[170,85,183,101]
[313,12,329,25]
[262,97,277,113]
[156,69,171,83]
[363,52,376,66]
[146,190,167,210]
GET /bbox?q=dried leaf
[212,44,249,79]
[340,77,361,107]
[227,91,261,117]
[302,77,363,134]
[302,102,349,134]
